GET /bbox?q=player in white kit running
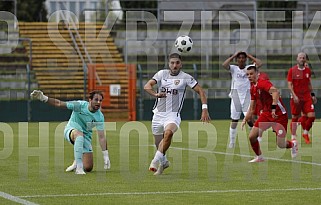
[222,51,262,148]
[144,53,211,175]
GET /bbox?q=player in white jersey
[222,51,262,148]
[144,53,211,175]
[30,90,110,175]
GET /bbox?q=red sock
[290,118,298,135]
[286,140,293,148]
[251,140,261,156]
[298,116,308,130]
[305,117,315,131]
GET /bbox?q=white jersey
[152,69,198,114]
[229,65,250,100]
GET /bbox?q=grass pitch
[1,120,321,204]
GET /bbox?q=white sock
[153,150,164,162]
[291,135,297,140]
[229,127,237,143]
[303,130,309,135]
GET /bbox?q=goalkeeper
[30,90,111,175]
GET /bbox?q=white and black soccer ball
[175,35,193,53]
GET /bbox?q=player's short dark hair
[246,65,257,72]
[236,51,247,58]
[169,53,182,60]
[89,90,104,100]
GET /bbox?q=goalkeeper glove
[102,150,111,170]
[30,90,48,102]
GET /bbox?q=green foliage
[0,0,48,22]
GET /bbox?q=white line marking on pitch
[17,187,321,198]
[0,191,38,205]
[170,146,321,166]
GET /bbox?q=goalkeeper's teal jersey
[65,100,105,140]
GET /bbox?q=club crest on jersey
[174,80,180,85]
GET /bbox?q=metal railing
[20,38,32,121]
[59,2,102,98]
[58,10,88,99]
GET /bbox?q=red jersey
[251,78,287,116]
[287,65,312,99]
[251,72,270,115]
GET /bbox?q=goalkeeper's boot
[65,160,76,172]
[75,167,86,175]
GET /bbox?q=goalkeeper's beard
[93,104,100,111]
[90,103,101,111]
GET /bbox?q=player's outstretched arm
[193,84,211,123]
[30,90,67,108]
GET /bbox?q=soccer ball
[175,35,193,53]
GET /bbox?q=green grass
[1,120,321,204]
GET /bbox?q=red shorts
[254,112,288,138]
[290,98,314,115]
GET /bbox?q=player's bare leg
[149,134,163,172]
[83,153,93,172]
[150,123,177,175]
[276,135,298,158]
[153,134,170,169]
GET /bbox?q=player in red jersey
[287,52,317,144]
[251,69,270,142]
[242,65,298,162]
[249,66,270,117]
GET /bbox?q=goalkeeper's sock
[74,136,84,168]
